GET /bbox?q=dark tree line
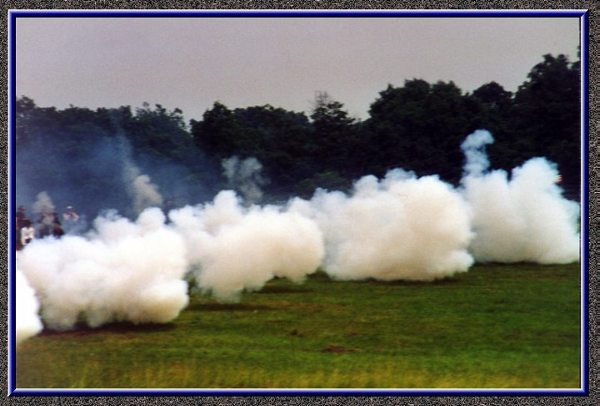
[15,53,581,218]
[191,53,580,199]
[15,100,219,218]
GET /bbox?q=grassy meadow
[15,262,581,389]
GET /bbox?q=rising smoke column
[113,135,164,215]
[460,129,580,264]
[123,164,164,214]
[169,190,324,301]
[15,269,43,345]
[222,156,267,203]
[32,191,55,217]
[17,208,189,330]
[290,169,475,281]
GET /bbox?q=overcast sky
[15,16,580,121]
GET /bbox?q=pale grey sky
[16,16,580,121]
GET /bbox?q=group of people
[16,205,79,251]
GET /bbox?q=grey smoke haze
[116,136,165,214]
[222,156,267,203]
[17,134,137,220]
[16,127,216,223]
[16,16,580,121]
[461,129,494,177]
[32,191,55,217]
[125,167,164,214]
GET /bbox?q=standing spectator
[38,211,60,238]
[16,206,26,250]
[63,206,80,222]
[20,219,35,247]
[16,206,26,228]
[52,222,65,238]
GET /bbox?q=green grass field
[15,262,581,389]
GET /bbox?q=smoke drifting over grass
[460,130,580,263]
[170,191,324,301]
[15,269,43,345]
[14,129,580,340]
[290,169,474,281]
[17,208,189,330]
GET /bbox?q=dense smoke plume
[17,208,189,330]
[15,269,43,345]
[170,191,324,301]
[460,130,580,263]
[290,169,474,281]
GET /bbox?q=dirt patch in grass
[322,344,360,353]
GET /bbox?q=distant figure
[163,198,175,213]
[63,206,80,222]
[52,222,65,238]
[16,206,27,250]
[16,206,26,229]
[20,219,35,247]
[38,211,60,238]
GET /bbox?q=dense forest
[15,53,581,220]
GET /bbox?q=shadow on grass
[342,276,462,287]
[307,271,332,281]
[186,302,273,312]
[307,269,466,287]
[380,277,461,286]
[40,321,177,337]
[255,285,313,294]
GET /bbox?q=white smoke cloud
[17,208,189,330]
[170,191,324,301]
[15,128,580,334]
[124,165,164,214]
[222,156,267,203]
[461,130,580,264]
[290,171,475,281]
[15,269,43,345]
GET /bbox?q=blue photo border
[6,8,590,397]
